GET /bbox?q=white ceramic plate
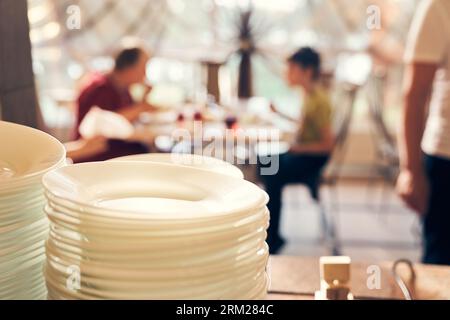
[43,242,268,299]
[45,190,265,228]
[45,266,267,300]
[110,153,244,179]
[44,244,267,285]
[45,227,267,270]
[45,199,267,235]
[45,264,267,300]
[43,162,267,220]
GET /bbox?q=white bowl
[0,121,66,190]
[0,121,64,299]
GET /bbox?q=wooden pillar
[0,0,39,128]
[204,62,221,103]
[237,52,253,99]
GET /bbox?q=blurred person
[261,47,334,254]
[74,46,154,162]
[397,0,450,265]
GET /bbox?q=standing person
[397,0,450,265]
[74,46,155,162]
[261,47,334,254]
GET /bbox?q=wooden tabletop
[131,121,293,144]
[267,256,450,300]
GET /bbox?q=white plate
[0,196,44,217]
[0,121,66,189]
[46,213,267,254]
[45,190,265,227]
[44,245,267,285]
[42,157,269,300]
[45,266,267,300]
[0,222,47,253]
[47,225,266,270]
[45,262,267,300]
[43,242,268,299]
[45,200,267,235]
[45,204,267,250]
[0,245,45,273]
[43,162,267,220]
[46,233,266,270]
[0,185,43,201]
[0,217,48,243]
[110,153,244,179]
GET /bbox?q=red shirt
[75,73,133,139]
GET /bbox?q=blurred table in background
[128,109,294,182]
[268,256,450,300]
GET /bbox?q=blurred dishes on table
[42,161,269,299]
[201,106,226,122]
[255,141,291,157]
[110,153,244,179]
[0,121,66,299]
[78,107,134,140]
[138,110,179,125]
[224,115,238,130]
[138,106,226,126]
[146,84,186,110]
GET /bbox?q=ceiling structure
[28,0,418,64]
[27,0,419,129]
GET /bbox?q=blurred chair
[365,72,400,213]
[319,83,359,255]
[326,83,360,182]
[301,83,359,256]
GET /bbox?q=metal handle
[392,259,416,300]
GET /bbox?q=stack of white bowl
[0,121,66,299]
[43,156,269,300]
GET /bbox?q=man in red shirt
[74,47,154,162]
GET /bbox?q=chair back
[323,82,360,181]
[366,73,398,164]
[331,83,359,149]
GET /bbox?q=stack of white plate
[0,121,66,299]
[43,161,269,299]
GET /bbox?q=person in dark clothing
[397,0,450,265]
[260,47,334,254]
[74,46,154,162]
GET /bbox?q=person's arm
[270,103,298,123]
[368,31,405,66]
[289,126,334,154]
[118,83,156,122]
[396,63,437,214]
[399,63,436,172]
[117,102,155,122]
[396,0,445,214]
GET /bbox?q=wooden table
[130,120,293,183]
[131,121,292,145]
[267,256,450,300]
